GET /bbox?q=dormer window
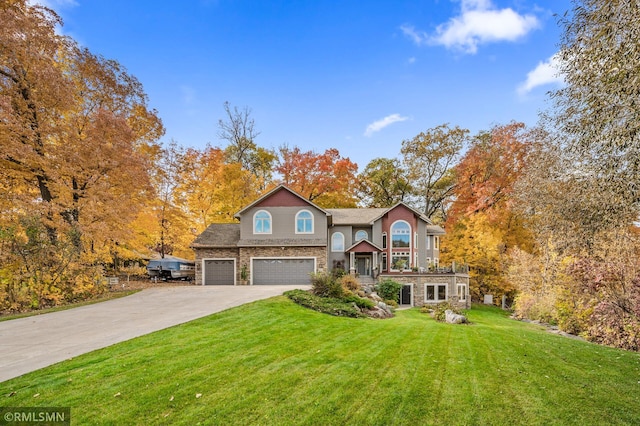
[355,230,368,241]
[254,210,272,234]
[296,210,313,234]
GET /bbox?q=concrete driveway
[0,285,308,383]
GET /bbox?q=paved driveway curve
[0,285,307,383]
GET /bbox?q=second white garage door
[252,258,315,285]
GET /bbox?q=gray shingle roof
[190,223,240,248]
[326,208,388,225]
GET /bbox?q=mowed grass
[2,299,640,425]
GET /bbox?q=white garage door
[203,259,235,285]
[252,258,315,285]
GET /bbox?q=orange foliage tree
[442,122,534,303]
[0,1,164,311]
[276,146,359,208]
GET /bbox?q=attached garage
[203,259,235,285]
[252,258,315,285]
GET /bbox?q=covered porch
[345,240,383,280]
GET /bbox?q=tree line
[2,0,639,351]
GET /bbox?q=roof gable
[234,185,328,218]
[372,202,433,225]
[346,239,382,253]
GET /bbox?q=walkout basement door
[252,258,315,285]
[203,259,235,285]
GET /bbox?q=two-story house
[191,185,470,308]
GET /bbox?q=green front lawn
[1,300,639,425]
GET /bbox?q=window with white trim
[392,252,410,271]
[382,253,388,271]
[425,283,447,302]
[254,210,272,234]
[296,210,313,234]
[391,221,411,248]
[355,230,368,241]
[426,236,431,250]
[457,283,467,302]
[434,236,440,250]
[331,232,344,252]
[434,258,439,268]
[382,233,387,249]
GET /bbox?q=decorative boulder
[445,309,468,324]
[370,292,382,302]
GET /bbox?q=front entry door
[356,256,371,276]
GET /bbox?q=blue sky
[41,0,569,170]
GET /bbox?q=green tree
[400,124,468,219]
[552,0,640,225]
[357,158,411,208]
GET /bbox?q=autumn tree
[177,146,259,231]
[448,122,531,224]
[551,0,640,227]
[218,101,276,189]
[276,146,359,208]
[0,1,164,310]
[400,124,467,219]
[442,123,534,303]
[357,158,411,208]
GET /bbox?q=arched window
[355,230,368,241]
[254,210,272,234]
[296,210,314,234]
[391,221,411,248]
[331,232,345,252]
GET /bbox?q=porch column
[349,251,356,275]
[372,252,378,276]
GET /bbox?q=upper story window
[434,236,440,250]
[331,232,345,252]
[296,210,314,234]
[254,210,272,234]
[355,230,368,241]
[391,221,411,248]
[382,232,387,249]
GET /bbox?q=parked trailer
[147,257,195,281]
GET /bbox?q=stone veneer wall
[379,273,471,309]
[194,248,240,286]
[239,246,327,285]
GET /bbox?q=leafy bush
[343,293,375,309]
[376,279,403,303]
[339,275,361,292]
[310,272,344,299]
[431,301,462,322]
[331,268,347,279]
[284,289,366,318]
[384,299,398,308]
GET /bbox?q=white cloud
[400,24,428,46]
[364,114,409,137]
[517,54,564,95]
[402,0,540,54]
